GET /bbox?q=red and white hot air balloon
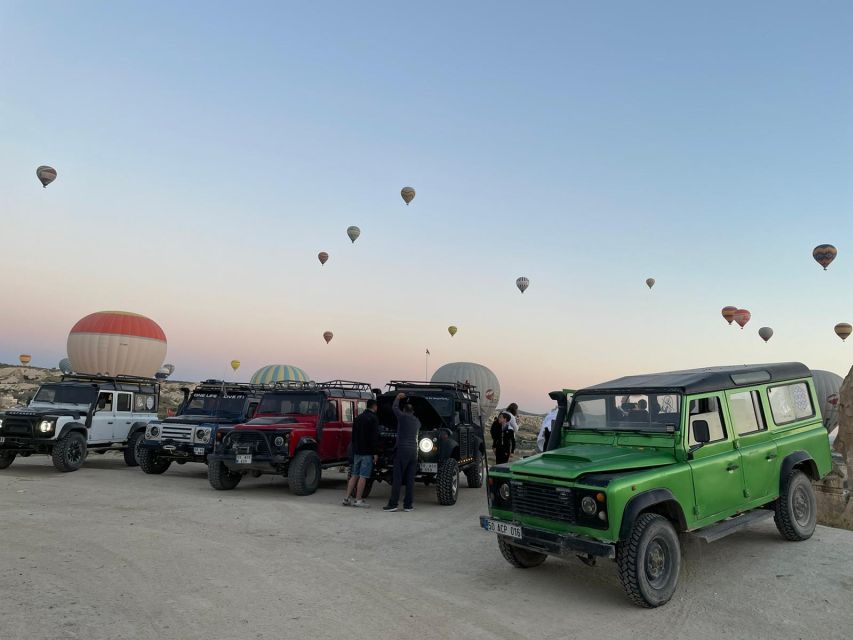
[733,309,751,330]
[67,311,167,378]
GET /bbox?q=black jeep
[373,381,486,505]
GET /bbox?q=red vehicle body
[206,381,374,495]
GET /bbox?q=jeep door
[90,392,116,443]
[725,389,778,504]
[686,394,747,520]
[319,399,342,460]
[340,401,356,459]
[113,392,134,441]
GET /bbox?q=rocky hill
[0,364,192,417]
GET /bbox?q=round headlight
[581,496,597,515]
[150,426,160,437]
[38,420,53,433]
[274,436,285,447]
[418,437,434,453]
[498,483,511,501]
[198,429,210,442]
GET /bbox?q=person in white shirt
[504,403,520,432]
[537,406,559,452]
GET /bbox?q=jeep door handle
[726,463,739,471]
[107,421,114,425]
[766,453,778,460]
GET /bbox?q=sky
[1,1,852,411]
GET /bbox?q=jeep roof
[582,362,811,395]
[189,380,269,395]
[52,373,160,394]
[266,380,374,399]
[384,380,480,402]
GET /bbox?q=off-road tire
[208,460,242,490]
[497,535,547,568]
[137,447,172,475]
[51,432,87,472]
[436,458,460,505]
[464,454,485,488]
[289,450,321,496]
[0,451,16,469]
[774,470,817,541]
[123,431,144,467]
[617,513,681,608]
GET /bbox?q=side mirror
[692,419,711,445]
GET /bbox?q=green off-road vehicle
[480,363,832,607]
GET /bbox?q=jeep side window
[356,401,367,414]
[324,400,339,421]
[97,392,114,412]
[687,396,727,445]
[246,402,258,419]
[116,393,132,413]
[343,401,354,423]
[767,382,815,425]
[728,391,765,436]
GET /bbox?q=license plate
[193,447,205,455]
[419,462,438,473]
[483,518,523,539]
[236,454,252,464]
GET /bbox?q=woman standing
[491,411,516,464]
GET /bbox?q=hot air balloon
[346,226,361,243]
[318,251,329,265]
[401,186,416,205]
[516,277,529,294]
[230,360,241,372]
[67,311,167,378]
[58,358,73,374]
[323,331,334,344]
[721,306,737,325]
[834,323,852,342]
[251,365,310,384]
[810,369,843,433]
[19,354,31,365]
[447,326,458,337]
[758,327,774,343]
[646,278,655,289]
[812,244,837,270]
[431,362,501,418]
[733,309,751,329]
[36,165,57,188]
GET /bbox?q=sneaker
[342,497,352,506]
[382,505,398,512]
[353,500,370,508]
[404,506,414,512]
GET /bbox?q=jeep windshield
[398,393,453,417]
[32,384,96,407]
[256,393,322,417]
[569,392,681,433]
[182,392,247,419]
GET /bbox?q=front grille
[160,424,193,442]
[511,481,577,524]
[228,432,271,455]
[1,417,34,437]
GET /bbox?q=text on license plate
[484,518,522,539]
[236,454,252,464]
[419,462,438,473]
[193,446,205,455]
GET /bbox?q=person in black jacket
[343,400,380,507]
[491,411,515,464]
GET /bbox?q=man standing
[343,399,380,507]
[383,393,420,512]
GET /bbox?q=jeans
[387,449,417,509]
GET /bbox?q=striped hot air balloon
[834,323,852,342]
[401,186,416,205]
[733,309,751,330]
[250,365,310,384]
[67,311,167,378]
[19,354,32,365]
[36,165,57,188]
[721,306,737,325]
[516,277,529,294]
[812,244,837,270]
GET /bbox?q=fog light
[581,496,597,515]
[498,483,511,501]
[598,511,607,521]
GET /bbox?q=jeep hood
[6,407,87,420]
[164,415,238,425]
[509,444,676,481]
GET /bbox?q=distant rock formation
[816,366,852,530]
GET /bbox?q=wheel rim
[645,538,671,588]
[67,440,83,464]
[792,485,812,525]
[306,462,318,486]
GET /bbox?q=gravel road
[1,454,850,640]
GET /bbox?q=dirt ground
[1,454,851,640]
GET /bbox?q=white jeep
[0,374,160,472]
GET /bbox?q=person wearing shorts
[344,399,380,508]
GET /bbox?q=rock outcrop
[817,365,853,529]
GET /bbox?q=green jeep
[480,363,832,607]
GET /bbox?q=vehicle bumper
[141,440,210,462]
[0,436,50,453]
[479,516,616,559]
[208,452,290,473]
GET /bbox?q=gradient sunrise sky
[1,2,852,411]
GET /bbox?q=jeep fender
[128,422,150,438]
[438,435,458,461]
[780,451,819,487]
[57,421,88,440]
[619,489,687,540]
[295,436,318,452]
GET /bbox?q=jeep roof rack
[386,380,481,400]
[195,380,270,393]
[269,380,374,398]
[60,373,160,388]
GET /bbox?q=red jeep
[206,380,374,495]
